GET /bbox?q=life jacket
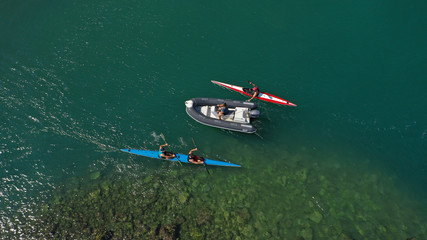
[252,86,259,91]
[159,147,165,156]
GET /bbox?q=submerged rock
[284,219,293,228]
[192,179,199,188]
[326,225,340,236]
[309,210,323,223]
[281,175,288,186]
[89,189,101,200]
[90,171,101,180]
[159,224,178,240]
[143,176,153,183]
[196,208,212,225]
[300,227,313,240]
[355,224,365,237]
[296,169,307,182]
[189,228,203,239]
[341,232,356,240]
[201,184,211,192]
[236,208,251,224]
[240,225,254,238]
[100,181,109,193]
[178,192,189,204]
[224,211,230,221]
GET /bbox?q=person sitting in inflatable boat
[216,103,229,120]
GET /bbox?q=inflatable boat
[185,98,260,133]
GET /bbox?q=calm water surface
[1,0,426,238]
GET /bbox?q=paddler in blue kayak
[187,148,205,164]
[159,143,176,159]
[247,81,260,101]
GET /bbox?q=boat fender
[250,110,260,118]
[185,100,194,108]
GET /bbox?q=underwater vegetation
[15,170,259,240]
[6,149,427,239]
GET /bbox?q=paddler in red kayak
[247,81,260,101]
[187,147,205,164]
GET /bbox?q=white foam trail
[178,137,187,147]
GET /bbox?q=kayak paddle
[192,137,210,175]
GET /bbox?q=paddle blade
[203,163,211,175]
[159,133,166,143]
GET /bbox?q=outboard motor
[249,109,260,118]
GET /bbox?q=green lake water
[1,0,426,239]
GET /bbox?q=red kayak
[211,80,297,106]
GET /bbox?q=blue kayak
[120,149,241,167]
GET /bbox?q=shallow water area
[11,139,427,239]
